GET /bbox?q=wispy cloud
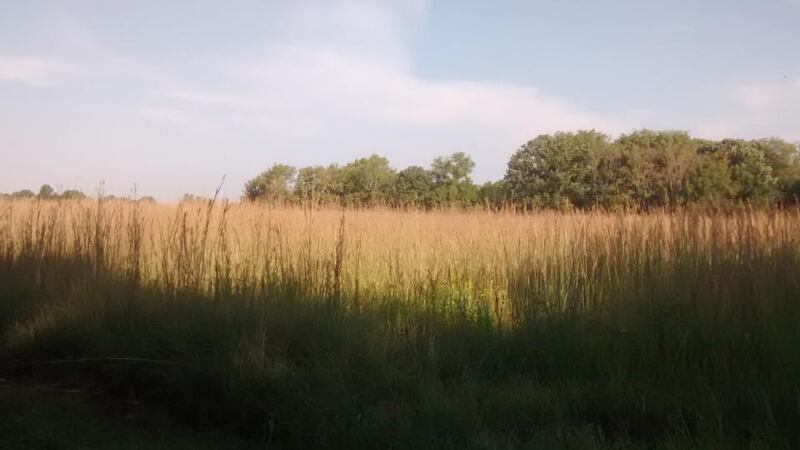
[7,1,612,146]
[155,45,617,143]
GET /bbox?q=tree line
[0,184,87,200]
[244,151,480,208]
[4,129,797,210]
[0,185,159,203]
[244,130,800,210]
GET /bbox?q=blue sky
[1,0,798,200]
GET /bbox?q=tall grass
[1,198,799,448]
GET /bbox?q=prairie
[1,198,799,448]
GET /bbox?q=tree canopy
[243,164,297,202]
[234,130,800,210]
[505,131,606,209]
[244,152,479,208]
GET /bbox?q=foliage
[706,139,780,204]
[37,184,56,199]
[243,164,297,202]
[430,152,477,206]
[391,165,434,206]
[505,131,607,209]
[683,149,735,205]
[612,130,698,208]
[337,155,397,205]
[246,152,478,208]
[295,165,340,202]
[10,190,35,199]
[60,189,87,200]
[503,131,799,210]
[3,188,88,201]
[476,180,507,208]
[239,131,797,211]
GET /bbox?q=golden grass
[2,198,798,324]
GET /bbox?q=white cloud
[159,45,617,146]
[120,0,614,146]
[695,77,800,141]
[11,1,614,145]
[0,57,69,86]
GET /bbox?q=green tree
[60,189,87,200]
[37,184,55,200]
[705,139,779,204]
[786,178,800,204]
[477,180,508,208]
[338,155,396,205]
[295,165,342,202]
[243,164,297,202]
[754,138,800,202]
[11,190,35,199]
[430,152,477,206]
[392,166,433,206]
[684,147,735,205]
[505,131,606,209]
[594,143,639,210]
[614,130,698,208]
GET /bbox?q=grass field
[1,198,799,448]
[0,380,259,450]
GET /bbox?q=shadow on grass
[1,255,799,449]
[0,381,261,450]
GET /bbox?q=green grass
[1,200,799,448]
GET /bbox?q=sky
[1,0,798,200]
